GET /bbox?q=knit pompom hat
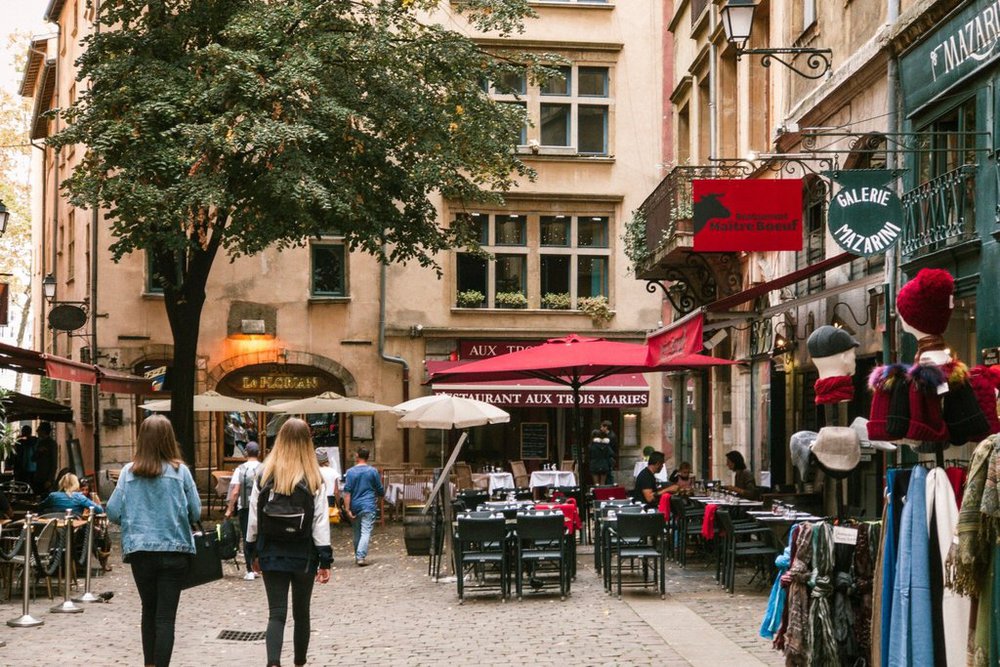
[904,364,948,443]
[868,364,908,441]
[896,268,955,335]
[968,365,1000,435]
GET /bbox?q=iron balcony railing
[900,164,977,259]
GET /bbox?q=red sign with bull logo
[692,179,803,252]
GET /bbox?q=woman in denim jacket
[107,415,201,667]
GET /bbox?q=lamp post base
[72,591,102,603]
[49,600,84,614]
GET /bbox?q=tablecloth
[529,470,576,489]
[470,472,514,493]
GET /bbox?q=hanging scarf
[889,465,934,666]
[926,467,969,667]
[947,435,999,597]
[871,510,887,667]
[944,466,967,507]
[775,524,801,652]
[831,541,858,665]
[761,529,795,640]
[807,523,838,666]
[851,523,875,660]
[814,375,855,405]
[784,522,814,665]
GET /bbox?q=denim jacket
[107,461,201,556]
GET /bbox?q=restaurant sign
[434,387,648,409]
[692,179,802,252]
[825,170,902,257]
[240,375,321,393]
[459,340,542,359]
[900,0,1000,113]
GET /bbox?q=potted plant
[578,295,613,322]
[541,292,571,310]
[495,291,528,309]
[456,289,485,308]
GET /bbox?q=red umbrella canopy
[428,334,734,387]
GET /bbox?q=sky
[0,1,50,96]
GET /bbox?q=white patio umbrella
[393,394,510,430]
[277,391,393,414]
[141,390,284,414]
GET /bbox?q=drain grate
[217,630,266,642]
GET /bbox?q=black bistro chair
[669,495,705,567]
[716,509,778,594]
[514,512,568,600]
[610,511,667,599]
[455,515,510,603]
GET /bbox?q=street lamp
[720,0,833,80]
[42,273,56,302]
[0,201,9,236]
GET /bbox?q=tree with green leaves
[51,0,547,464]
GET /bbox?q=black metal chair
[610,511,667,599]
[455,515,510,603]
[670,496,705,567]
[602,505,645,594]
[715,509,778,594]
[514,512,568,600]
[457,491,488,511]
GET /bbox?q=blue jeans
[352,510,376,560]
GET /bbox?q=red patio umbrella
[427,334,737,495]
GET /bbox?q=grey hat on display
[806,325,860,359]
[849,416,896,452]
[789,431,818,480]
[811,426,862,479]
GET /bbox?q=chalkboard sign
[520,423,549,460]
[67,438,85,479]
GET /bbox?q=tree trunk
[155,211,224,467]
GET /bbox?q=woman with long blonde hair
[246,418,332,667]
[107,414,201,667]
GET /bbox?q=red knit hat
[969,365,1000,435]
[896,268,954,335]
[867,364,907,441]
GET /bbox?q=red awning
[427,360,649,409]
[0,341,152,394]
[706,252,855,312]
[646,311,705,361]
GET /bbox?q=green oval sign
[827,170,903,257]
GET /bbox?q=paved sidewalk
[0,524,782,666]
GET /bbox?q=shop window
[311,243,347,297]
[916,98,977,185]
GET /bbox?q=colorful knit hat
[896,268,955,335]
[867,364,907,441]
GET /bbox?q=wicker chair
[453,463,474,492]
[510,460,529,489]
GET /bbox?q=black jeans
[237,507,252,571]
[129,551,190,667]
[262,569,315,666]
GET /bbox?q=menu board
[520,423,549,460]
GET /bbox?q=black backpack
[257,479,315,542]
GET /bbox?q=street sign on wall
[825,170,903,257]
[692,179,803,252]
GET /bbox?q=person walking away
[106,415,201,667]
[246,418,332,667]
[342,447,384,566]
[33,422,58,496]
[316,449,339,513]
[225,441,263,580]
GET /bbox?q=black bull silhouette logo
[692,193,730,235]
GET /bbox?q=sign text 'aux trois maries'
[824,170,903,257]
[692,179,803,252]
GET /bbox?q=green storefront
[898,0,1000,363]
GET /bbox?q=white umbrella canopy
[277,391,393,414]
[393,394,510,430]
[141,390,283,413]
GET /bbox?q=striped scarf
[947,435,999,597]
[807,523,838,666]
[784,522,814,665]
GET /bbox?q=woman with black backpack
[246,418,332,667]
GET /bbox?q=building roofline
[44,0,67,23]
[18,36,56,98]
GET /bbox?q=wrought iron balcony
[900,164,978,260]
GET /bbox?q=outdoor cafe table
[471,472,515,494]
[748,510,824,542]
[529,470,576,489]
[687,496,765,508]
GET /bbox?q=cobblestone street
[1,524,783,666]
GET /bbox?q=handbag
[180,522,224,590]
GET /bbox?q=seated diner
[664,461,694,494]
[633,451,669,510]
[723,451,761,500]
[38,473,105,516]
